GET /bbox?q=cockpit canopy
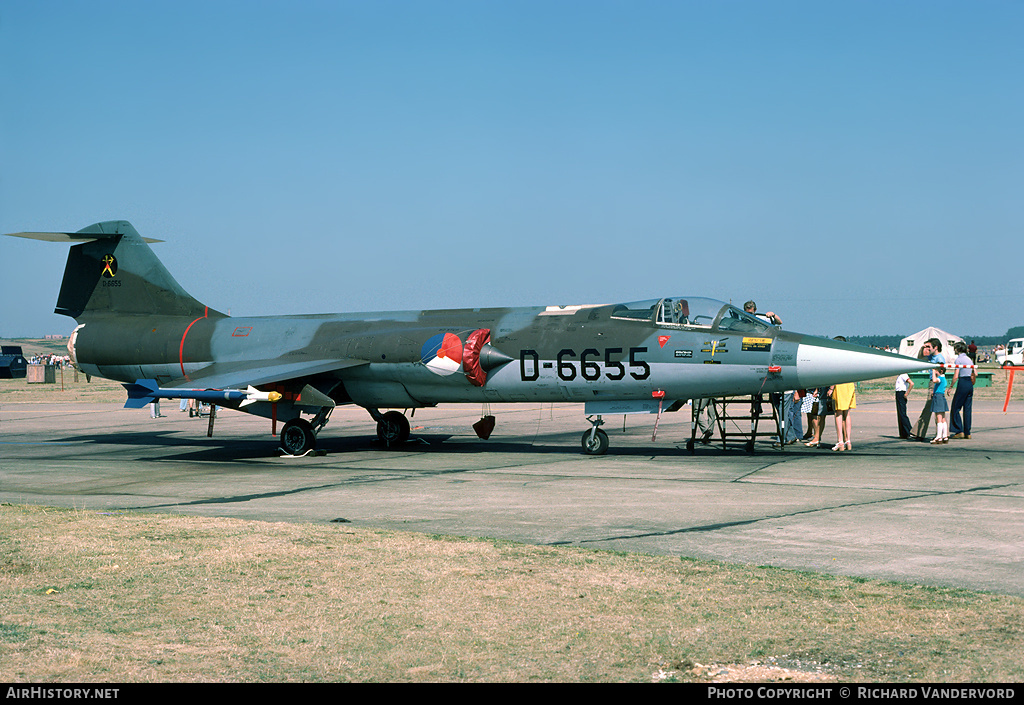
[610,297,774,335]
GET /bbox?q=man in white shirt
[895,373,914,439]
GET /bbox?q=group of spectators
[896,338,975,444]
[743,302,977,452]
[791,337,976,450]
[789,378,857,451]
[28,353,72,367]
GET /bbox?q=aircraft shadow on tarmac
[41,428,961,463]
[51,431,291,463]
[48,428,722,461]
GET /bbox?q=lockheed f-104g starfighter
[8,221,934,455]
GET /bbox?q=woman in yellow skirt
[831,382,856,451]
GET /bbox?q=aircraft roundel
[421,332,463,376]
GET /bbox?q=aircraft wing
[167,358,367,392]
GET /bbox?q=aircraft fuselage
[70,300,903,416]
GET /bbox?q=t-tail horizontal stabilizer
[122,379,282,409]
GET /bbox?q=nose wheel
[581,415,609,455]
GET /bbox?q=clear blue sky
[2,1,1021,339]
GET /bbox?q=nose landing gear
[581,415,609,455]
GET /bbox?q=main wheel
[281,418,316,455]
[376,410,410,446]
[581,428,609,455]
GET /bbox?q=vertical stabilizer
[9,221,222,321]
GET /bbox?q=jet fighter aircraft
[9,221,934,455]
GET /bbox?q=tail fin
[7,221,223,321]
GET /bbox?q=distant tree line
[848,326,1024,350]
[846,335,903,349]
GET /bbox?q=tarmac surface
[2,396,1022,596]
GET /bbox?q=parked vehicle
[996,338,1024,367]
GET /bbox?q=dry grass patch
[0,374,125,404]
[2,504,1023,682]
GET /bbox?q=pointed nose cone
[478,343,515,371]
[795,337,935,389]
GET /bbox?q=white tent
[899,327,964,360]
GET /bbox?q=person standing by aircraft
[801,385,836,448]
[801,388,820,443]
[949,341,974,439]
[785,388,803,444]
[829,382,855,451]
[894,372,914,439]
[830,336,856,451]
[694,397,717,444]
[928,338,949,444]
[911,341,936,441]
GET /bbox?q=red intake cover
[463,328,491,387]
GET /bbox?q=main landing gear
[279,407,333,456]
[279,407,410,455]
[581,415,609,455]
[370,409,411,447]
[280,418,317,455]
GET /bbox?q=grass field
[2,504,1023,683]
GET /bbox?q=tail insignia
[101,255,117,278]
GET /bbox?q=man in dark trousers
[950,341,975,439]
[895,372,914,439]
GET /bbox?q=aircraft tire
[581,428,609,455]
[377,410,410,446]
[281,418,317,455]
